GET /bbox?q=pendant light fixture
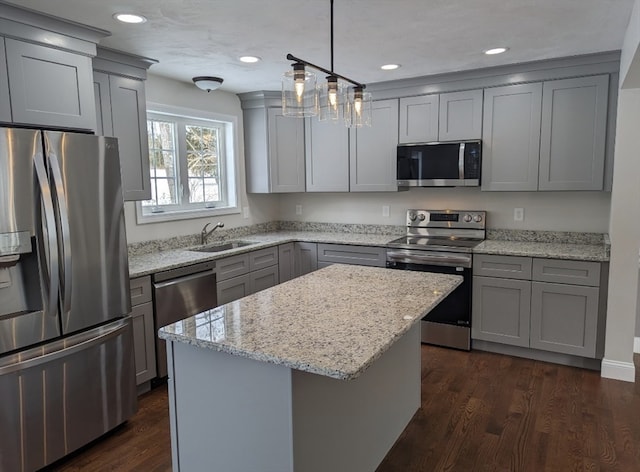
[282,0,372,127]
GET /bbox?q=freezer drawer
[0,317,137,472]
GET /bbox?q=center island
[159,264,462,472]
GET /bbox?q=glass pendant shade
[345,86,372,128]
[282,63,318,117]
[318,76,346,122]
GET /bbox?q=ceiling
[5,0,636,94]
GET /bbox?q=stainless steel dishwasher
[153,260,217,378]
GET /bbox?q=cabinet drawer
[250,266,279,294]
[473,254,532,280]
[317,244,387,267]
[217,253,250,281]
[129,276,152,306]
[217,273,251,305]
[249,246,278,271]
[532,259,600,286]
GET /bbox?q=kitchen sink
[189,240,258,253]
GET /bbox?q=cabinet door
[93,72,113,136]
[250,266,279,294]
[294,242,318,277]
[217,274,251,305]
[278,243,295,283]
[349,99,399,192]
[0,38,12,123]
[109,75,151,201]
[5,39,95,130]
[472,276,531,347]
[398,95,439,144]
[305,118,349,191]
[539,75,608,191]
[249,246,279,271]
[438,89,483,141]
[131,301,157,385]
[216,253,250,281]
[268,108,305,192]
[317,243,387,267]
[530,282,599,357]
[481,83,542,191]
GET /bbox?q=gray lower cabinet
[305,118,349,192]
[294,242,318,277]
[216,246,279,304]
[129,276,157,386]
[5,38,96,130]
[472,254,603,358]
[349,99,399,192]
[316,243,387,267]
[250,265,279,293]
[0,38,11,123]
[539,75,609,191]
[278,243,295,283]
[217,274,251,305]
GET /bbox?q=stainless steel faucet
[201,222,224,245]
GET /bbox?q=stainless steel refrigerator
[0,127,136,472]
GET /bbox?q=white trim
[634,337,640,354]
[601,358,636,383]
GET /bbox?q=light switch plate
[382,205,390,217]
[514,207,524,222]
[295,205,302,215]
[243,206,250,219]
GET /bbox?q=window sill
[135,205,240,224]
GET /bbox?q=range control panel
[406,210,486,229]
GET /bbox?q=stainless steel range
[386,209,486,350]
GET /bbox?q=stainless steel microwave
[397,140,481,187]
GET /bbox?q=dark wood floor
[47,347,640,472]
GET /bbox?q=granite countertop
[158,264,462,380]
[473,240,610,262]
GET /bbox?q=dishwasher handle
[153,260,216,283]
[153,269,215,289]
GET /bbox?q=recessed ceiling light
[381,64,400,70]
[239,56,261,63]
[113,13,147,24]
[484,47,508,55]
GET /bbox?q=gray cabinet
[349,99,399,192]
[481,83,542,191]
[539,75,609,191]
[316,244,387,267]
[398,94,439,144]
[93,48,156,201]
[294,242,318,277]
[438,89,483,141]
[305,118,350,192]
[278,243,295,284]
[216,246,280,304]
[129,276,156,386]
[240,92,306,193]
[5,38,96,130]
[0,38,11,123]
[472,254,604,359]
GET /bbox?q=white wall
[279,189,611,232]
[124,74,279,243]
[621,0,640,88]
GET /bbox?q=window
[137,104,238,223]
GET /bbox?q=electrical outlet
[295,204,302,215]
[242,206,250,219]
[514,207,524,222]
[382,205,390,217]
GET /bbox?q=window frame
[136,103,240,224]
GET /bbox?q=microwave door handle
[48,152,72,315]
[458,143,465,180]
[33,152,60,318]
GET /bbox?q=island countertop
[159,264,462,380]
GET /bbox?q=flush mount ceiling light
[112,12,147,24]
[192,76,224,92]
[484,47,509,55]
[380,64,400,70]
[282,0,372,127]
[239,56,261,63]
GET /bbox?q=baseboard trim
[635,337,640,354]
[601,358,636,382]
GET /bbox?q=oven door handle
[386,250,472,268]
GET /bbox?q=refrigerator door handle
[33,152,60,319]
[48,151,73,315]
[0,318,129,375]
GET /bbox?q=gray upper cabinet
[305,118,349,192]
[93,48,156,201]
[0,38,11,123]
[349,99,399,192]
[539,75,609,191]
[398,94,439,144]
[268,108,306,192]
[438,89,483,141]
[5,39,96,130]
[481,83,543,191]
